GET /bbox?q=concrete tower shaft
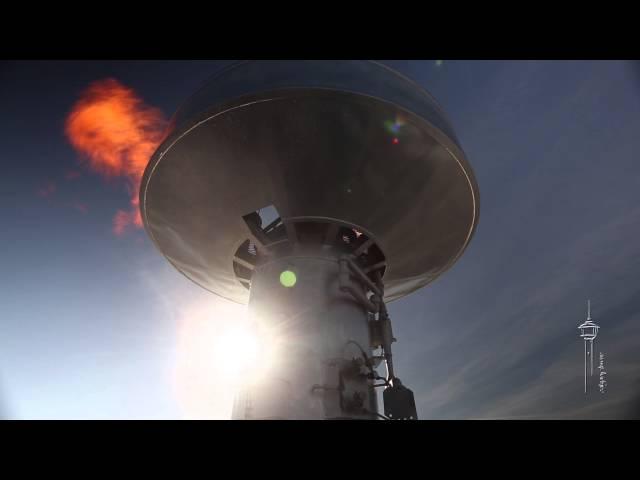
[233,244,377,419]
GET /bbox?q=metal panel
[233,250,376,419]
[141,61,479,305]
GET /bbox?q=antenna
[141,61,480,419]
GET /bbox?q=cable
[344,340,370,363]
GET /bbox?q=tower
[140,61,480,419]
[578,299,599,393]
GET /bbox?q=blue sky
[1,60,639,419]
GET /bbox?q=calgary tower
[578,300,599,394]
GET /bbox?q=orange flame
[65,78,168,235]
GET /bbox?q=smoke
[64,78,168,235]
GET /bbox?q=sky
[1,60,639,419]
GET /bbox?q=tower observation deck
[141,61,480,419]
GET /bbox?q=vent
[234,209,387,289]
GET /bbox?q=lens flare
[173,299,278,419]
[212,324,267,380]
[384,114,407,140]
[64,78,168,235]
[279,270,297,287]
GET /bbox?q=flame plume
[65,78,168,235]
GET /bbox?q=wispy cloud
[64,170,81,181]
[64,78,168,236]
[71,202,88,214]
[395,61,640,419]
[36,181,56,198]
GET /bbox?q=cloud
[394,61,640,420]
[64,78,168,236]
[113,210,135,236]
[64,170,81,181]
[407,201,640,419]
[36,181,56,198]
[71,202,88,214]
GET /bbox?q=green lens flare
[279,270,297,287]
